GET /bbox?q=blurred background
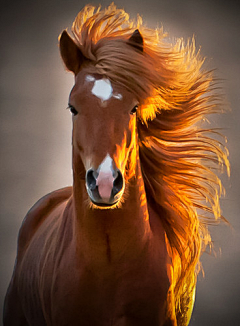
[0,0,239,324]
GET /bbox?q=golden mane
[69,3,230,321]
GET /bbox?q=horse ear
[59,30,84,75]
[128,29,144,52]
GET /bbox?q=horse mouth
[90,200,118,208]
[87,185,124,208]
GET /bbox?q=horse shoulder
[17,186,72,259]
[3,187,72,325]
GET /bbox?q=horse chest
[48,243,171,326]
[18,208,171,325]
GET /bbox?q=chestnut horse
[3,4,229,326]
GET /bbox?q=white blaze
[96,154,114,200]
[98,154,113,173]
[85,76,122,103]
[92,78,113,102]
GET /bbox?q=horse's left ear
[59,30,84,75]
[127,29,144,52]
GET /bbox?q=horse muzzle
[86,167,125,207]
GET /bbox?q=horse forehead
[71,71,135,108]
[85,74,123,103]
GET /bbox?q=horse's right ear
[59,30,84,75]
[128,29,144,52]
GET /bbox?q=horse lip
[86,184,123,207]
[89,193,119,207]
[90,200,118,208]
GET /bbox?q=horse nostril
[86,169,97,190]
[112,170,124,197]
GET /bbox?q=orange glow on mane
[67,3,230,323]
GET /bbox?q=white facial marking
[113,93,123,100]
[98,154,113,173]
[85,75,95,82]
[92,78,113,102]
[96,154,114,200]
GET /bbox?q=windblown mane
[68,3,230,321]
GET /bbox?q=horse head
[59,30,143,207]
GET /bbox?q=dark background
[1,0,239,324]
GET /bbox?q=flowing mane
[68,3,230,314]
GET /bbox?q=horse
[3,4,229,326]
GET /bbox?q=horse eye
[68,105,78,116]
[130,105,138,115]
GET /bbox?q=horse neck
[72,158,151,265]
